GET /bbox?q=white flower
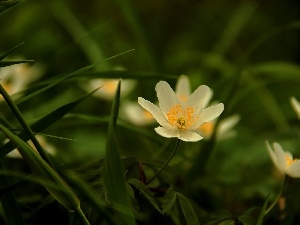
[266,141,300,178]
[83,78,136,100]
[121,101,155,126]
[197,114,240,140]
[175,75,237,140]
[290,96,300,119]
[0,56,43,99]
[138,76,224,142]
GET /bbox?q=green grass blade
[15,49,134,105]
[0,60,34,68]
[76,70,178,80]
[249,61,300,79]
[62,170,117,225]
[0,83,53,167]
[0,0,20,16]
[0,89,99,158]
[65,114,163,144]
[0,124,80,212]
[48,0,109,70]
[0,161,25,225]
[0,42,24,61]
[102,80,137,225]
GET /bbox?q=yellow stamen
[286,155,297,167]
[166,104,197,130]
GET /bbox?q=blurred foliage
[0,0,300,224]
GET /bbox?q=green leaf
[161,188,177,214]
[239,207,259,225]
[128,178,162,213]
[0,89,98,158]
[256,194,269,225]
[0,0,20,16]
[102,80,136,225]
[176,192,200,225]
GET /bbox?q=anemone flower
[266,141,300,178]
[83,78,136,100]
[0,56,43,100]
[197,114,240,140]
[121,101,156,126]
[138,76,224,142]
[291,96,300,119]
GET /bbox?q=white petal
[266,141,281,171]
[155,127,179,138]
[121,101,155,126]
[273,142,288,173]
[175,75,191,102]
[155,81,179,116]
[291,96,300,119]
[189,103,224,130]
[187,85,212,114]
[217,114,240,136]
[287,161,300,178]
[178,130,203,142]
[138,97,173,129]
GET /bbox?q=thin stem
[265,175,288,215]
[75,207,90,225]
[146,139,181,185]
[0,84,55,169]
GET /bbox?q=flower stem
[146,139,181,185]
[75,207,90,225]
[265,175,288,215]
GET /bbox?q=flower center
[286,155,297,167]
[166,104,197,130]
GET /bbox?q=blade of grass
[0,124,90,225]
[15,49,134,105]
[0,0,20,16]
[48,0,109,70]
[102,80,136,225]
[0,84,53,168]
[0,60,34,68]
[0,42,24,61]
[62,170,117,225]
[0,89,99,158]
[0,161,25,225]
[65,114,163,144]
